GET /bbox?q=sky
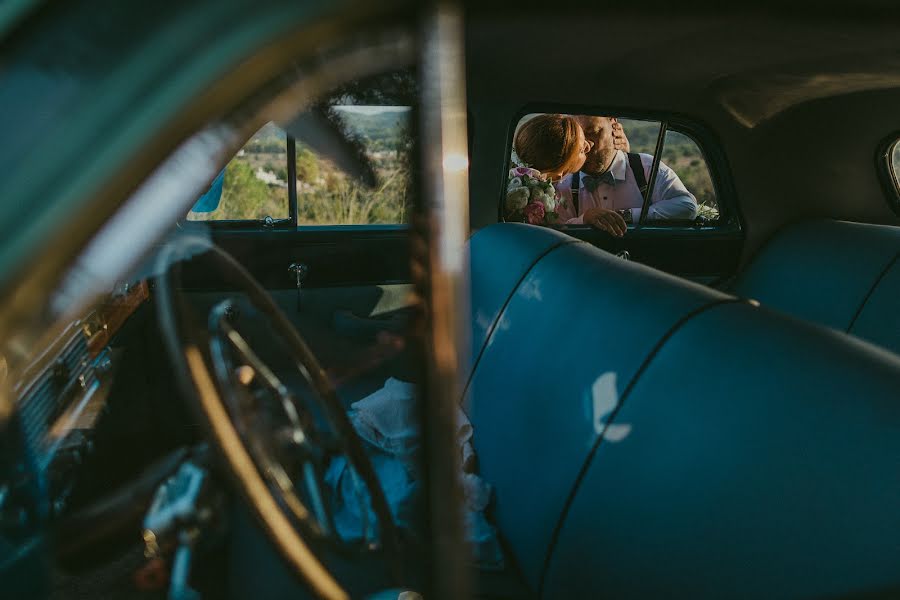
[332,105,411,115]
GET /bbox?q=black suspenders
[627,152,648,196]
[570,171,580,215]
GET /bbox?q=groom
[555,116,698,237]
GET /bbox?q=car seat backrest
[465,224,730,590]
[468,223,577,375]
[848,253,900,354]
[545,301,900,599]
[731,219,900,353]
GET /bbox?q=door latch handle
[288,263,309,311]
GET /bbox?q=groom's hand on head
[583,206,627,237]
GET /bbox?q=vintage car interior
[1,1,899,599]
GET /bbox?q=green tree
[191,160,286,221]
[296,146,320,182]
[222,161,269,219]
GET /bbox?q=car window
[187,122,290,222]
[186,111,412,228]
[506,113,719,227]
[658,129,719,221]
[887,138,900,215]
[298,105,411,226]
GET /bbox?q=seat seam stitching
[461,239,584,405]
[846,251,900,334]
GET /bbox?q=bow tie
[582,171,616,193]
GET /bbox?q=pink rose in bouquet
[510,166,543,179]
[523,202,546,225]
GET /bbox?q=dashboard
[12,281,149,517]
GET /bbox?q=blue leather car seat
[467,223,579,375]
[544,301,900,599]
[467,223,900,598]
[465,223,733,592]
[731,219,900,354]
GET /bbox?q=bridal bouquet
[504,165,559,225]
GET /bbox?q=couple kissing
[505,114,697,236]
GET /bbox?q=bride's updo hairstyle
[514,114,582,177]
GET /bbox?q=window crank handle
[288,263,309,311]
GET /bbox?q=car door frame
[503,105,744,286]
[177,132,411,292]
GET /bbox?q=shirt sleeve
[644,160,698,220]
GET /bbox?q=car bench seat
[468,223,580,374]
[466,223,900,599]
[544,300,900,599]
[731,219,900,354]
[464,223,733,593]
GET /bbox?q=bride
[513,114,593,181]
[507,114,629,230]
[505,114,592,225]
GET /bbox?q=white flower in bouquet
[505,164,561,225]
[505,186,530,211]
[540,193,557,212]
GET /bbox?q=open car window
[505,113,721,228]
[187,122,290,223]
[299,105,411,226]
[186,79,414,228]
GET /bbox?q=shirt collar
[608,150,628,181]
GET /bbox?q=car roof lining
[465,13,900,125]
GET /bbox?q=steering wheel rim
[154,235,401,599]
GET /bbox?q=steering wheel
[154,235,401,600]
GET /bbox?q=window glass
[187,70,416,228]
[187,122,289,221]
[659,130,719,221]
[889,140,900,212]
[505,113,718,227]
[297,106,412,226]
[615,118,662,154]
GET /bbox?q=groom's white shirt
[554,150,698,224]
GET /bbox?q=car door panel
[178,227,414,405]
[562,226,743,286]
[176,228,410,290]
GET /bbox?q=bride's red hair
[514,114,581,175]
